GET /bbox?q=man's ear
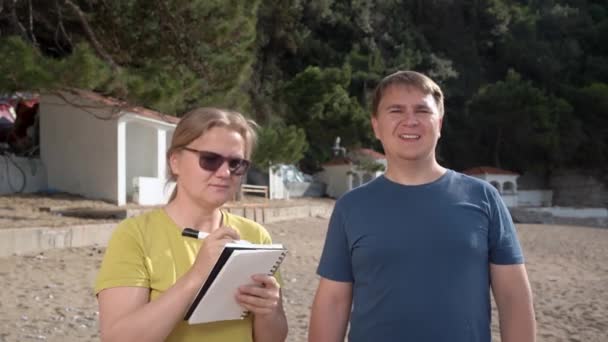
[371,115,380,140]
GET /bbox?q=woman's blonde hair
[166,107,258,201]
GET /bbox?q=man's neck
[164,195,222,233]
[383,158,446,186]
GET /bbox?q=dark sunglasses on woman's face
[182,147,251,176]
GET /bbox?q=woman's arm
[98,226,241,342]
[238,274,288,342]
[98,272,201,342]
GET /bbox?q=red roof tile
[322,157,352,166]
[352,148,385,160]
[462,166,519,176]
[53,88,180,124]
[323,148,386,167]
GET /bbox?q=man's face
[371,84,443,163]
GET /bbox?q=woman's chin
[205,192,234,206]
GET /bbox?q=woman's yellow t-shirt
[95,209,278,342]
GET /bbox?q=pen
[182,227,252,244]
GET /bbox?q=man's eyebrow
[385,104,404,110]
[414,103,432,110]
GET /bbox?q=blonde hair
[167,107,258,201]
[372,70,444,117]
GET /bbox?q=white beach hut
[317,148,386,199]
[463,166,520,207]
[40,89,178,205]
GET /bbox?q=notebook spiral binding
[239,250,288,319]
[268,250,288,275]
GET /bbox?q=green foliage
[253,123,308,168]
[467,70,572,172]
[563,82,608,167]
[0,0,606,173]
[0,37,53,91]
[90,0,261,113]
[281,65,372,171]
[56,43,112,90]
[0,36,111,92]
[0,36,196,114]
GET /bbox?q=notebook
[184,242,288,324]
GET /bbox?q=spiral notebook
[184,242,287,324]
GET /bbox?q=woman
[95,108,288,342]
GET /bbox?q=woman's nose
[215,161,232,177]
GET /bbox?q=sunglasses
[182,147,251,176]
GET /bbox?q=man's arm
[490,263,536,342]
[308,277,353,342]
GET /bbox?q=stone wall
[0,201,335,257]
[510,207,607,229]
[550,169,607,208]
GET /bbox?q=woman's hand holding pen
[190,226,240,277]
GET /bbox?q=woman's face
[170,126,247,208]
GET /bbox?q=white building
[463,166,520,207]
[317,148,386,199]
[40,89,178,205]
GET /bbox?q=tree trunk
[493,126,502,168]
[64,0,119,71]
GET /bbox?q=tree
[253,123,308,168]
[0,0,606,174]
[466,70,573,172]
[564,82,608,168]
[281,65,372,172]
[0,0,261,114]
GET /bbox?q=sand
[1,210,607,341]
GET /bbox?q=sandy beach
[1,207,607,341]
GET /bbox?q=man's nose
[400,110,419,126]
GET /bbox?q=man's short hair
[372,70,444,117]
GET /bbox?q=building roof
[50,88,180,125]
[322,157,352,166]
[462,166,519,176]
[352,148,385,160]
[322,148,385,167]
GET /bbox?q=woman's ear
[168,151,180,177]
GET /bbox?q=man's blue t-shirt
[317,170,524,342]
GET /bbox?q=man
[308,70,536,342]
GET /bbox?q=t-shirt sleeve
[487,187,524,265]
[316,202,353,282]
[94,219,150,294]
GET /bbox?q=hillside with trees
[1,0,606,175]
